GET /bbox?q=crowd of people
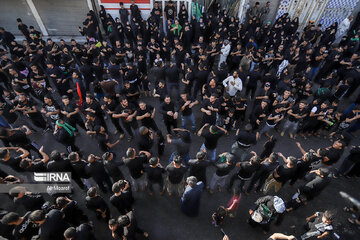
[0,0,360,239]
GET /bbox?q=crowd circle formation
[0,0,360,239]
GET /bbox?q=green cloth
[171,23,182,36]
[191,2,202,21]
[56,120,76,137]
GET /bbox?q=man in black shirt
[178,93,198,131]
[188,151,211,187]
[136,101,159,132]
[247,152,279,193]
[68,152,91,189]
[17,18,30,40]
[9,186,44,212]
[197,123,227,162]
[19,145,49,172]
[263,153,298,193]
[250,100,269,130]
[119,2,129,26]
[228,152,260,193]
[200,94,220,125]
[301,168,331,200]
[60,95,86,132]
[137,126,154,152]
[112,96,138,142]
[316,140,345,166]
[85,154,113,193]
[165,155,187,196]
[29,209,70,240]
[123,147,150,192]
[165,62,181,100]
[281,101,308,139]
[0,146,29,172]
[56,196,88,227]
[117,211,148,240]
[130,0,142,21]
[231,124,257,161]
[83,94,108,132]
[1,211,39,240]
[164,1,176,22]
[159,96,178,134]
[64,224,96,240]
[209,152,236,194]
[102,151,124,182]
[110,181,133,214]
[14,94,46,129]
[0,126,40,156]
[145,157,165,195]
[103,95,125,136]
[85,187,111,221]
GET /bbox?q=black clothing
[38,209,70,240]
[166,164,187,184]
[123,153,147,179]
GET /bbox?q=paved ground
[1,85,360,240]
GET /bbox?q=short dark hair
[64,227,77,238]
[68,152,78,162]
[117,215,130,227]
[29,210,46,222]
[1,212,19,225]
[87,187,97,197]
[126,148,135,158]
[108,218,117,226]
[173,155,182,164]
[19,159,30,169]
[50,150,62,161]
[56,196,68,208]
[112,182,121,193]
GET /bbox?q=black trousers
[247,172,269,193]
[29,114,47,129]
[147,178,164,192]
[164,119,177,134]
[122,120,138,137]
[94,175,113,193]
[110,117,125,134]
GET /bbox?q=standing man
[159,96,178,134]
[222,70,243,97]
[178,93,198,131]
[231,124,257,162]
[112,96,138,142]
[180,176,204,217]
[197,124,227,162]
[335,15,354,43]
[260,1,271,25]
[119,2,129,26]
[218,40,231,69]
[165,155,187,196]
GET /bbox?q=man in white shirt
[335,15,354,43]
[222,70,243,97]
[218,40,231,69]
